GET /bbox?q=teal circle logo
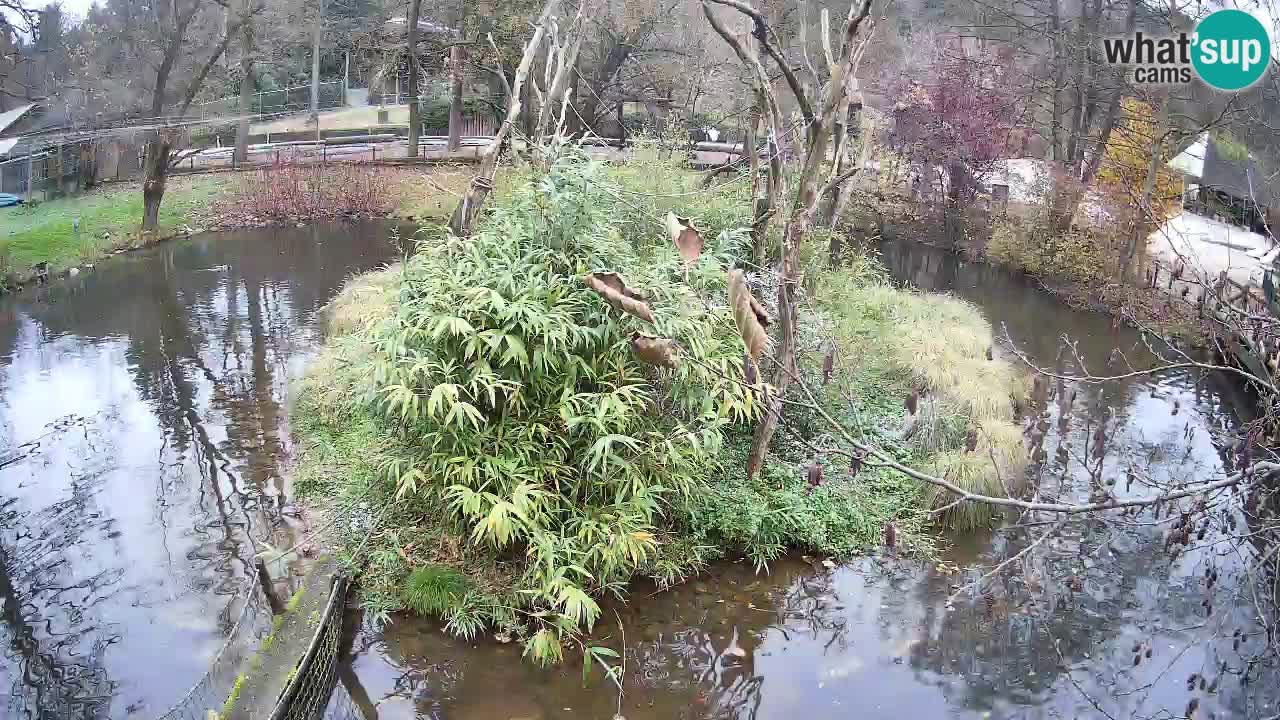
[1192,9,1271,91]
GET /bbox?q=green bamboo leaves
[364,152,760,666]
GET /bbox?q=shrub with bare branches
[216,163,397,226]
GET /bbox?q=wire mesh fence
[0,143,87,201]
[269,576,349,720]
[319,677,365,720]
[151,584,273,720]
[194,82,347,122]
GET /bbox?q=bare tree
[233,0,255,167]
[449,0,570,237]
[446,41,463,151]
[406,0,423,156]
[574,1,681,131]
[0,0,36,110]
[701,0,874,479]
[138,0,251,233]
[308,0,324,140]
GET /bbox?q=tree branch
[176,22,240,118]
[485,33,512,100]
[706,0,815,127]
[791,371,1274,515]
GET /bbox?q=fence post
[25,152,34,201]
[255,558,285,614]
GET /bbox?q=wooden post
[256,558,285,614]
[54,142,63,196]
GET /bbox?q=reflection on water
[343,239,1278,719]
[0,223,399,719]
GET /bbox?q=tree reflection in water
[0,223,400,719]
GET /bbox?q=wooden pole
[310,0,324,142]
[447,44,464,151]
[406,0,423,157]
[256,558,285,614]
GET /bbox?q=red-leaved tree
[887,40,1022,215]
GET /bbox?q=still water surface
[0,223,399,718]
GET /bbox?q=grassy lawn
[0,175,233,280]
[0,164,485,286]
[387,165,515,224]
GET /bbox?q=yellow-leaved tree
[1098,98,1184,226]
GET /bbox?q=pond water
[0,223,402,718]
[1,227,1276,720]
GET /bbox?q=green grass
[820,267,1030,530]
[388,165,524,224]
[404,565,470,616]
[218,672,247,720]
[0,175,233,279]
[0,164,475,286]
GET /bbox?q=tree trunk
[406,0,423,157]
[141,134,173,234]
[745,178,823,480]
[309,0,323,139]
[1124,95,1168,283]
[745,101,841,480]
[535,8,585,142]
[233,0,254,167]
[816,113,848,228]
[745,109,769,264]
[521,69,537,143]
[447,44,464,151]
[737,0,875,482]
[944,159,968,250]
[1047,180,1081,237]
[579,87,600,135]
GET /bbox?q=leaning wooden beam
[449,0,560,237]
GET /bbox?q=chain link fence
[319,677,365,720]
[0,143,87,201]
